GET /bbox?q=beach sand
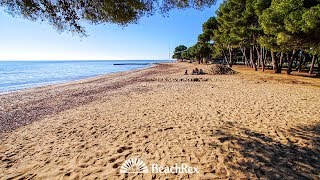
[0,63,319,179]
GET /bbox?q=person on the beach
[184,70,188,75]
[199,69,204,75]
[195,68,199,75]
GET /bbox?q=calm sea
[0,60,171,93]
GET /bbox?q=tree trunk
[256,46,260,68]
[317,61,320,77]
[250,46,257,71]
[302,54,306,66]
[222,50,228,65]
[277,52,284,73]
[287,50,297,75]
[241,48,245,65]
[261,47,265,72]
[262,47,265,63]
[255,46,264,72]
[271,51,279,73]
[264,50,270,67]
[257,52,260,68]
[242,55,245,65]
[228,46,233,68]
[241,47,248,66]
[246,48,250,66]
[309,55,316,75]
[298,52,303,72]
[250,47,253,68]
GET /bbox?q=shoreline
[1,62,319,179]
[0,63,160,95]
[0,63,165,135]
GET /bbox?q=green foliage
[187,43,211,60]
[302,5,320,32]
[197,43,212,59]
[189,44,200,59]
[259,0,320,50]
[0,0,217,36]
[181,50,190,59]
[198,17,219,43]
[205,0,317,54]
[254,0,271,16]
[175,45,188,52]
[173,45,187,59]
[214,0,252,49]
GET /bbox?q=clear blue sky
[0,1,222,60]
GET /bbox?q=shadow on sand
[213,124,320,179]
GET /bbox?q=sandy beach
[0,63,319,179]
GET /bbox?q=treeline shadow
[215,124,320,179]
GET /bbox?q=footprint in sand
[108,158,117,163]
[117,146,132,153]
[218,137,231,143]
[110,163,119,169]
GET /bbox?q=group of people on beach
[184,68,205,75]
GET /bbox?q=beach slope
[0,63,319,179]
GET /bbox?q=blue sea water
[0,60,171,93]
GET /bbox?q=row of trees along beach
[173,0,320,76]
